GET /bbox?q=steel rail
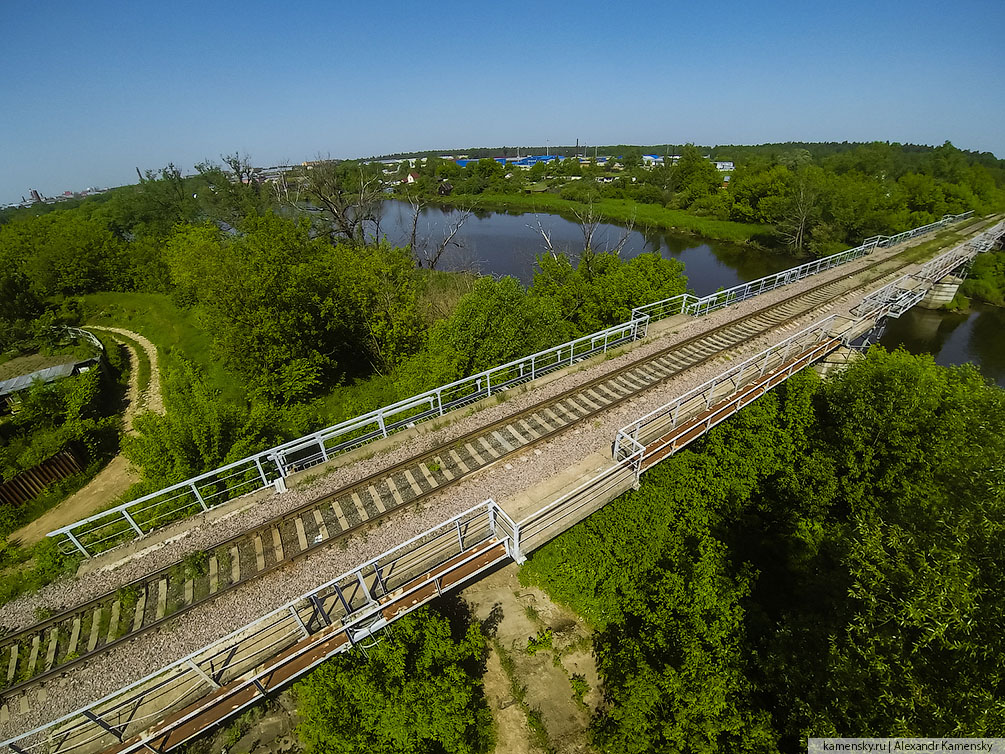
[2,215,1000,753]
[45,213,979,557]
[0,213,981,709]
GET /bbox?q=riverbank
[411,191,775,246]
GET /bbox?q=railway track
[0,221,986,718]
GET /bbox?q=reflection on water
[379,200,791,295]
[878,303,1005,387]
[375,201,1005,385]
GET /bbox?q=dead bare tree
[573,201,637,257]
[528,216,557,256]
[572,202,602,251]
[222,152,255,185]
[779,173,818,255]
[272,168,303,208]
[607,211,637,256]
[406,197,474,270]
[276,156,384,245]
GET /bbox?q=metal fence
[613,315,843,464]
[46,211,979,558]
[4,501,518,754]
[5,284,975,753]
[634,211,974,323]
[48,317,647,557]
[856,220,1005,320]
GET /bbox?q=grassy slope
[80,292,245,404]
[431,191,772,244]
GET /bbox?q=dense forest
[3,145,1003,750]
[285,349,1005,753]
[0,155,686,575]
[521,350,1005,750]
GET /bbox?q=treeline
[959,247,1005,308]
[295,599,493,754]
[403,141,1005,254]
[0,160,688,499]
[522,350,1005,750]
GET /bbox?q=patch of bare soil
[464,564,601,754]
[178,696,300,754]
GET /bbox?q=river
[378,200,790,295]
[377,200,1002,384]
[878,303,1005,387]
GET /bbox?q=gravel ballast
[0,225,980,739]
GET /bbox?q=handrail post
[190,482,208,512]
[121,509,144,537]
[64,530,90,557]
[271,453,288,479]
[510,520,525,563]
[253,456,269,487]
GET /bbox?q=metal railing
[635,211,974,323]
[613,315,843,463]
[48,317,647,557]
[856,220,1005,320]
[46,212,979,557]
[4,501,517,754]
[8,273,984,751]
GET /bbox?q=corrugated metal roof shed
[0,361,93,399]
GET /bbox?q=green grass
[435,191,771,244]
[80,292,244,403]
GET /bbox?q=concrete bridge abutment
[918,274,963,309]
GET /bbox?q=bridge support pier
[918,274,963,309]
[814,346,863,379]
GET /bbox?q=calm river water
[377,200,1002,384]
[378,200,790,295]
[879,303,1005,387]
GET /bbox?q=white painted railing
[613,315,843,462]
[635,211,974,323]
[5,501,519,754]
[46,212,979,557]
[12,239,997,751]
[48,317,646,556]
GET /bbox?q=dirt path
[86,326,164,415]
[10,331,164,547]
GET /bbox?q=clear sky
[2,0,1003,203]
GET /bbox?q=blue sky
[2,0,1003,203]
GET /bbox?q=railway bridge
[2,212,1003,754]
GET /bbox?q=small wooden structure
[0,448,84,507]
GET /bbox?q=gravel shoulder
[0,227,983,738]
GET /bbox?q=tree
[193,152,270,223]
[530,250,687,336]
[673,144,721,208]
[0,267,43,352]
[277,158,384,244]
[123,360,280,490]
[165,216,362,401]
[777,167,822,254]
[525,350,1005,747]
[295,605,492,754]
[399,276,567,390]
[405,195,474,270]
